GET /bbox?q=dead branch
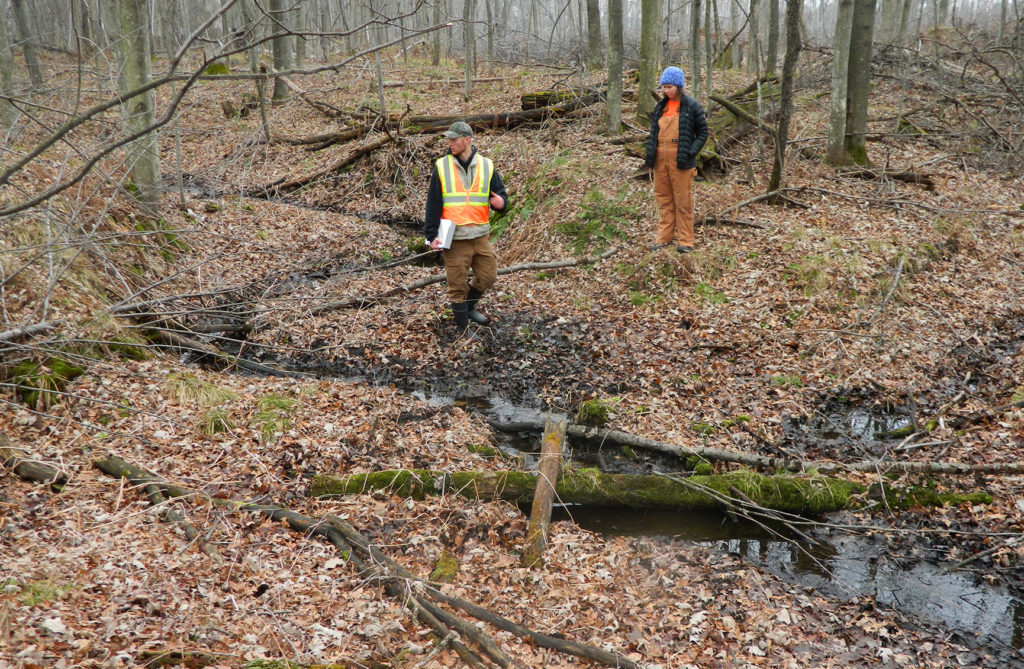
[695,216,766,229]
[0,319,67,343]
[261,134,395,194]
[147,326,303,378]
[861,255,906,329]
[695,189,804,229]
[837,167,936,190]
[277,75,345,118]
[93,454,633,669]
[383,77,505,88]
[312,247,620,315]
[942,536,1022,574]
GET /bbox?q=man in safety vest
[424,121,509,337]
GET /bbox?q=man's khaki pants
[443,236,497,302]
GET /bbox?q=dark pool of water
[554,505,1024,657]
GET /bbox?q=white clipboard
[435,218,455,249]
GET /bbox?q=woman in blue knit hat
[644,66,708,253]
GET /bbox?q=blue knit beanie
[659,66,685,89]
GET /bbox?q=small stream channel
[415,390,1024,661]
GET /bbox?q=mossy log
[313,469,849,514]
[710,93,777,138]
[521,90,579,110]
[1,435,67,490]
[311,468,990,513]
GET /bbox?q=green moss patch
[6,357,85,408]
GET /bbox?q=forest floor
[2,45,1024,668]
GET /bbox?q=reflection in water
[555,506,1024,652]
[823,409,912,445]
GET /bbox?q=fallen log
[521,89,589,110]
[0,435,68,490]
[93,453,635,669]
[281,90,604,154]
[837,167,936,190]
[310,468,990,513]
[314,468,859,514]
[491,420,1024,477]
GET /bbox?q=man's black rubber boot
[465,286,491,326]
[451,302,479,339]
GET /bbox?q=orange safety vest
[437,154,493,226]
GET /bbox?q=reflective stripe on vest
[437,154,493,226]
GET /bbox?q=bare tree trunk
[766,0,800,197]
[118,0,161,216]
[637,0,662,120]
[463,0,474,101]
[295,0,306,68]
[11,0,43,88]
[897,0,913,45]
[0,8,15,131]
[269,0,292,102]
[747,0,761,74]
[711,0,720,64]
[826,0,853,165]
[766,0,779,74]
[844,0,875,165]
[319,0,331,59]
[485,0,494,73]
[75,0,92,56]
[432,0,442,65]
[704,0,712,99]
[605,0,623,133]
[586,0,602,67]
[690,0,702,98]
[240,0,261,72]
[730,0,741,68]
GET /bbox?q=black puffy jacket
[644,95,709,170]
